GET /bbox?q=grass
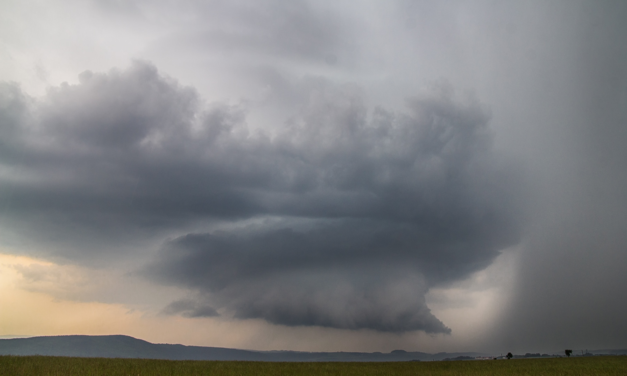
[1,355,626,375]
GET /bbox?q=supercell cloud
[0,62,523,333]
[4,0,624,351]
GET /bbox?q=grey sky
[1,0,626,353]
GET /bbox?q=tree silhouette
[506,352,513,360]
[565,349,572,357]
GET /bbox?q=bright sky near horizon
[1,0,626,354]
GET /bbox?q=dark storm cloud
[147,221,505,333]
[0,61,523,332]
[1,63,258,258]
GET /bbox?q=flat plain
[1,356,627,376]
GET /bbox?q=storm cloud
[2,0,627,353]
[0,61,523,333]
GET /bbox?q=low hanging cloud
[148,222,504,333]
[0,61,524,333]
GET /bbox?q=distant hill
[590,349,627,355]
[0,335,485,361]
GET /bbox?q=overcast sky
[1,0,626,354]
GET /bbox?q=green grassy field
[1,355,626,375]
